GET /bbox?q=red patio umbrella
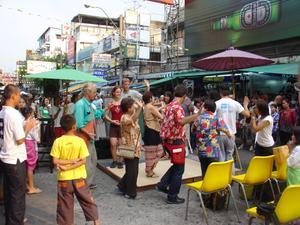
[192,47,274,94]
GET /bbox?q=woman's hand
[111,120,120,126]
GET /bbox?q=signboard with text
[27,60,56,74]
[185,0,300,55]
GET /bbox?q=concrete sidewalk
[0,149,264,225]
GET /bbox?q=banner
[67,36,76,65]
[125,10,138,24]
[27,60,56,74]
[140,14,151,27]
[139,30,150,43]
[126,29,139,42]
[139,46,150,59]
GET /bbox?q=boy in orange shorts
[50,115,100,225]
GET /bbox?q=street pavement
[0,149,264,225]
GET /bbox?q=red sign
[147,0,174,5]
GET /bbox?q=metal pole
[84,4,123,84]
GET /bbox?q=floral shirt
[120,114,141,158]
[194,111,227,158]
[161,100,185,140]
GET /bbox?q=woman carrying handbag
[117,97,143,199]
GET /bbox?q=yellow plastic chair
[232,155,275,208]
[185,160,239,225]
[247,185,300,225]
[272,146,289,194]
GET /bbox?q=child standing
[50,115,100,225]
[21,106,42,194]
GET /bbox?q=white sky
[0,0,164,72]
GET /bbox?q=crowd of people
[0,77,300,224]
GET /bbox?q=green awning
[132,77,175,89]
[174,70,228,78]
[150,77,174,86]
[241,63,299,75]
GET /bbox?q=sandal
[146,172,159,178]
[27,188,42,195]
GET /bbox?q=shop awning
[241,62,299,75]
[174,70,228,78]
[132,77,175,89]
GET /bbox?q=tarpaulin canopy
[26,68,107,83]
[241,62,299,75]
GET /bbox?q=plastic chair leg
[248,216,255,225]
[273,179,281,194]
[228,184,240,223]
[185,189,191,220]
[239,182,250,208]
[268,179,276,201]
[197,191,209,225]
[234,144,243,170]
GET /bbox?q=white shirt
[51,106,64,128]
[288,146,300,169]
[255,115,274,147]
[121,89,142,100]
[0,106,26,164]
[215,97,244,135]
[66,103,74,115]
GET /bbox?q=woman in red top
[105,86,123,169]
[279,98,297,145]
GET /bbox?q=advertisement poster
[125,44,137,58]
[185,0,300,55]
[27,60,56,74]
[126,29,139,42]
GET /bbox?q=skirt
[25,139,38,171]
[143,126,162,146]
[109,124,121,138]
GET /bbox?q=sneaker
[117,162,124,169]
[110,161,117,168]
[156,185,169,194]
[89,184,97,189]
[166,196,185,204]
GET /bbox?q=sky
[0,0,164,72]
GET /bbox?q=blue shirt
[74,97,103,130]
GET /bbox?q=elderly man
[74,83,103,189]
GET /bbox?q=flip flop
[146,173,159,178]
[27,188,42,195]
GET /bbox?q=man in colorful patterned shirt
[157,85,202,204]
[193,100,230,176]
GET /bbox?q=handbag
[163,141,185,164]
[257,202,280,225]
[117,129,141,159]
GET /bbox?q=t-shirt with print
[215,97,244,135]
[255,115,274,147]
[50,135,89,181]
